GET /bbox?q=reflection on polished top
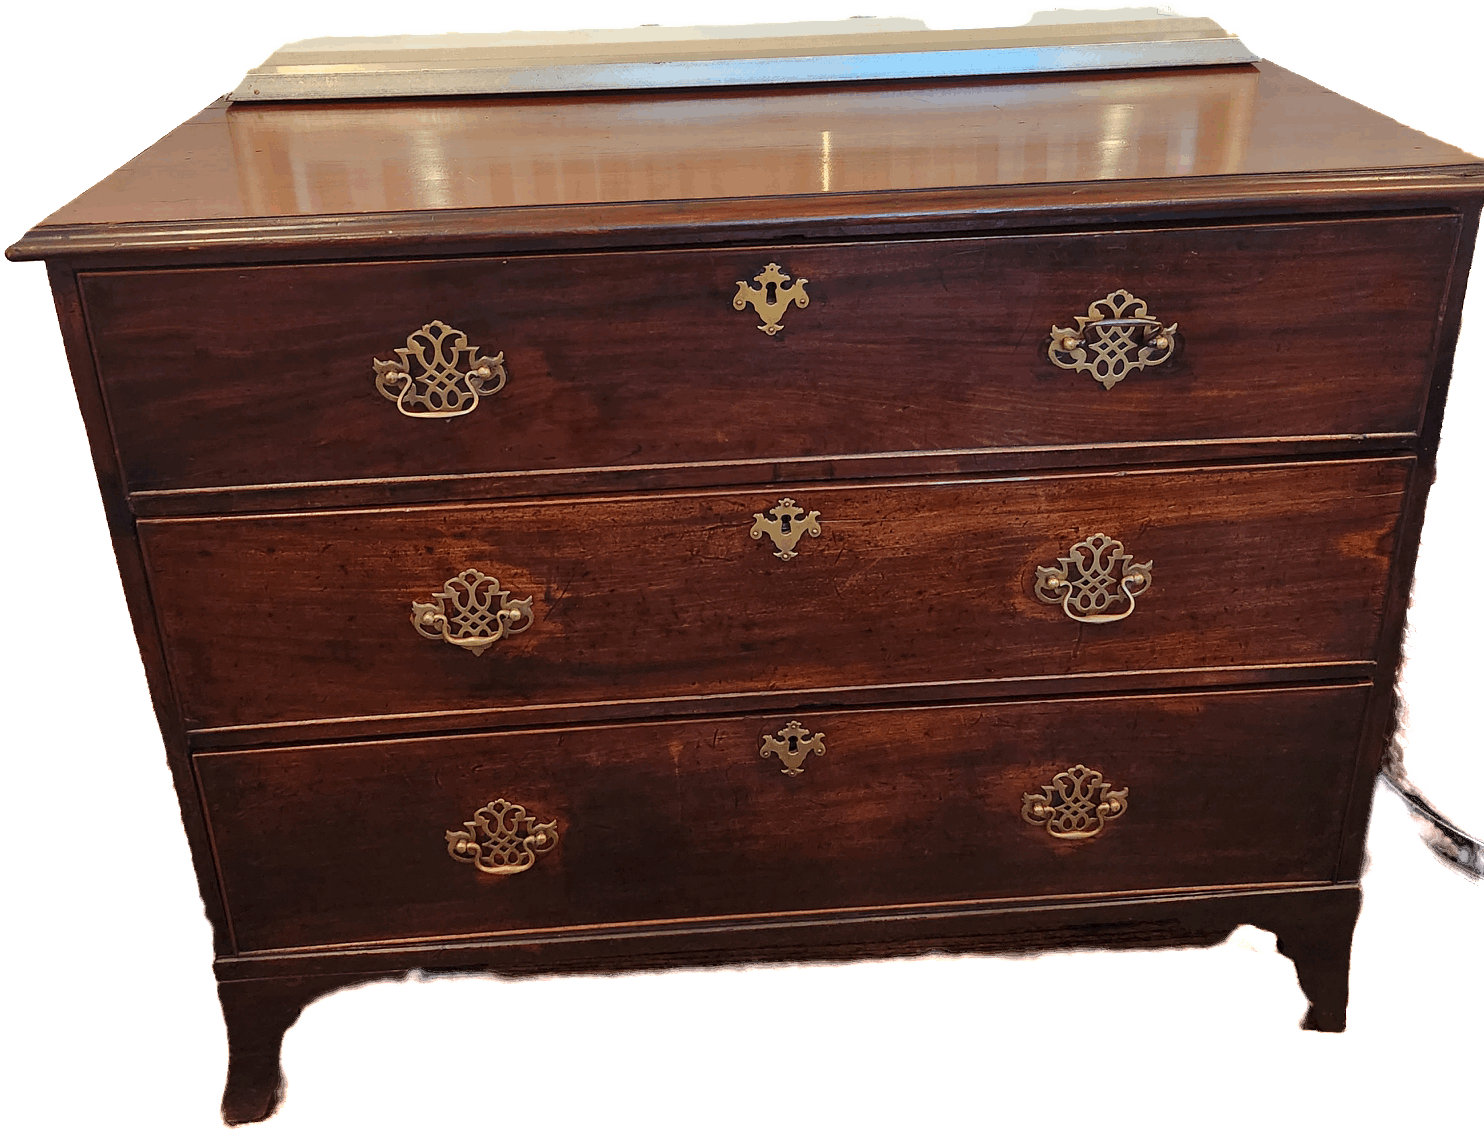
[223,66,1260,216]
[19,62,1482,234]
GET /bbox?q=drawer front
[142,459,1406,731]
[198,685,1368,953]
[87,216,1454,495]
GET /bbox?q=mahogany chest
[9,57,1482,1124]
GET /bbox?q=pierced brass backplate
[733,262,809,335]
[1048,290,1177,389]
[446,798,558,875]
[1023,765,1128,840]
[1035,533,1152,624]
[412,568,534,656]
[751,498,822,560]
[761,721,826,776]
[374,320,507,417]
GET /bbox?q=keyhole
[779,515,792,534]
[788,736,798,752]
[765,281,777,304]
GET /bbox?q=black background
[5,6,1478,1127]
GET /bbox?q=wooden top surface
[10,61,1482,261]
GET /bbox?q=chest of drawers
[9,55,1482,1124]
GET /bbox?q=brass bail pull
[1048,290,1177,389]
[1023,765,1128,840]
[446,798,558,875]
[374,320,507,417]
[1034,533,1152,624]
[412,568,535,656]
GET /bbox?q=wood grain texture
[5,22,1478,1127]
[139,459,1407,733]
[1272,884,1363,1031]
[203,884,1359,1127]
[210,882,1361,981]
[117,434,1417,519]
[8,62,1481,267]
[1334,202,1484,881]
[14,174,1484,270]
[196,684,1369,954]
[183,663,1378,750]
[218,973,371,1124]
[82,216,1454,498]
[40,262,234,953]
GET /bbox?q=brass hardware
[412,568,534,656]
[374,320,507,417]
[1035,533,1152,624]
[760,721,826,776]
[1048,290,1177,389]
[446,798,558,875]
[751,498,822,560]
[1022,765,1128,840]
[733,262,810,335]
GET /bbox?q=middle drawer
[142,458,1407,733]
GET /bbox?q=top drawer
[83,216,1455,497]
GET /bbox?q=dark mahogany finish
[9,55,1482,1126]
[198,685,1368,953]
[141,460,1406,733]
[7,64,1478,263]
[82,217,1454,499]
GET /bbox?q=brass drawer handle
[412,568,534,656]
[761,721,826,776]
[1022,765,1128,841]
[1048,289,1177,389]
[734,262,809,335]
[1035,533,1152,624]
[446,798,558,875]
[374,320,507,417]
[751,497,822,560]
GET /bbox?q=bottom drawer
[198,684,1369,953]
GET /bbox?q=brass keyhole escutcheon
[733,262,810,335]
[761,721,826,776]
[751,498,822,560]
